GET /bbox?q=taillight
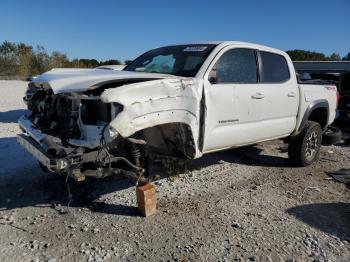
[336,91,339,107]
[326,86,340,107]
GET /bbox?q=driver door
[203,47,263,152]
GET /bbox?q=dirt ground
[0,81,349,262]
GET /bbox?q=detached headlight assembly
[109,126,119,138]
[104,125,119,143]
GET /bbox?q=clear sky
[0,0,349,61]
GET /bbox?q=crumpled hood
[33,68,178,94]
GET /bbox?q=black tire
[322,126,342,146]
[288,121,322,166]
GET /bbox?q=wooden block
[136,183,157,217]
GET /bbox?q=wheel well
[140,123,196,159]
[308,107,328,129]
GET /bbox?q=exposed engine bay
[27,88,112,140]
[19,75,201,182]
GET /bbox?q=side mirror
[208,66,218,84]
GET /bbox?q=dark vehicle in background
[294,61,350,137]
[335,73,350,130]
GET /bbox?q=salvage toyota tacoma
[18,42,338,182]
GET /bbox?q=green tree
[100,59,121,65]
[286,50,328,61]
[0,41,18,76]
[329,53,341,61]
[50,51,70,68]
[78,59,100,68]
[342,52,350,61]
[70,58,82,68]
[17,43,34,76]
[124,59,133,65]
[31,45,50,75]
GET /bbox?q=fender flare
[298,99,329,132]
[110,109,201,158]
[111,108,199,139]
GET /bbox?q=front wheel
[288,121,322,166]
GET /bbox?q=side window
[215,48,258,84]
[260,51,290,83]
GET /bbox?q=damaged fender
[100,78,204,158]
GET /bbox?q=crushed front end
[18,82,146,182]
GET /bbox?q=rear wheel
[288,121,322,166]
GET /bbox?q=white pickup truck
[18,42,338,181]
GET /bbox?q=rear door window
[260,51,290,83]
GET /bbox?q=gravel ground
[0,80,349,262]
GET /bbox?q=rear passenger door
[258,51,299,139]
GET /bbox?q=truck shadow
[0,137,289,216]
[88,202,139,217]
[0,168,140,216]
[0,109,27,123]
[0,136,138,215]
[193,143,291,169]
[287,203,350,240]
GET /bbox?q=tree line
[286,49,350,61]
[0,41,130,79]
[0,40,349,79]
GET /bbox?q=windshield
[124,44,217,77]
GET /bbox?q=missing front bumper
[17,116,146,182]
[17,134,69,172]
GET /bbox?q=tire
[288,121,322,166]
[322,126,342,146]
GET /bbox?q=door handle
[251,93,265,99]
[287,92,296,97]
